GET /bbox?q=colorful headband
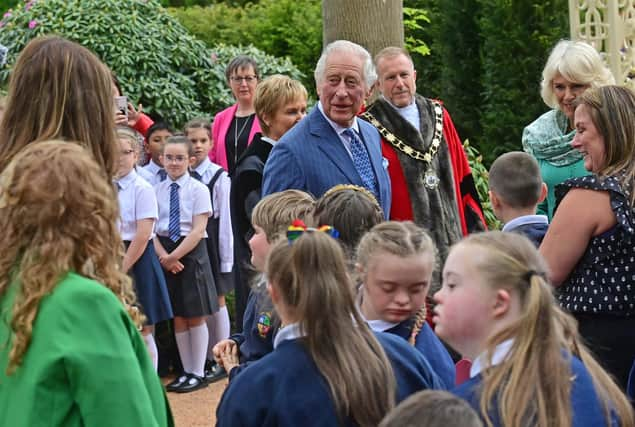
[287,219,340,243]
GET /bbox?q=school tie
[343,128,379,199]
[168,182,181,242]
[190,170,202,181]
[158,169,167,182]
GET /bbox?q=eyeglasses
[230,75,257,84]
[164,154,188,163]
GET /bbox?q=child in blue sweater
[433,231,633,427]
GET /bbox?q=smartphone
[114,96,128,121]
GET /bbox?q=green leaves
[0,0,303,128]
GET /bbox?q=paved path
[164,378,227,427]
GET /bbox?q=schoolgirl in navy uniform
[115,127,173,371]
[216,229,443,427]
[356,221,455,389]
[434,232,634,427]
[184,118,234,382]
[154,136,218,393]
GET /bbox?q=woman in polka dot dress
[541,85,635,389]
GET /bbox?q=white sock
[143,333,158,372]
[175,330,193,375]
[206,306,231,359]
[189,323,209,378]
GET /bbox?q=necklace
[361,101,443,190]
[234,115,251,164]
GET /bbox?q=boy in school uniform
[139,122,173,185]
[154,136,218,393]
[488,151,549,247]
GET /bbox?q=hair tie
[524,270,539,283]
[287,219,339,244]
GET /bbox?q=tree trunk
[322,0,404,58]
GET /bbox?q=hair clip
[287,219,339,243]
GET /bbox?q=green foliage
[403,7,431,57]
[478,0,569,163]
[0,0,18,12]
[464,139,501,230]
[0,0,302,127]
[169,0,322,93]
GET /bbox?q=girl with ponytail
[434,231,633,427]
[217,228,440,427]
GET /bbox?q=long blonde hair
[0,36,118,176]
[266,231,396,426]
[0,141,140,374]
[458,231,633,427]
[356,221,437,343]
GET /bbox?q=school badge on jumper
[257,312,272,338]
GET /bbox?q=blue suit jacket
[262,107,391,218]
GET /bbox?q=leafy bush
[0,0,303,127]
[464,139,501,230]
[169,0,321,93]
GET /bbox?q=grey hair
[540,40,615,109]
[314,40,377,89]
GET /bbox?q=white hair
[314,40,377,89]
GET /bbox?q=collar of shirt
[502,215,549,232]
[470,339,514,378]
[145,159,162,175]
[261,136,277,147]
[192,157,212,176]
[273,322,305,349]
[168,173,190,187]
[115,169,138,191]
[383,95,420,130]
[366,318,399,332]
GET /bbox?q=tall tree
[322,0,404,57]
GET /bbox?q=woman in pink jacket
[210,56,262,174]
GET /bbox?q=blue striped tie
[343,128,379,199]
[168,182,180,242]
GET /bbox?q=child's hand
[168,261,184,274]
[220,343,239,373]
[213,339,237,367]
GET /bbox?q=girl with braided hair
[356,221,455,389]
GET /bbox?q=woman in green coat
[522,39,614,220]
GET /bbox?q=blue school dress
[453,355,618,426]
[216,324,443,427]
[383,319,455,388]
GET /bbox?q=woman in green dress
[0,142,173,426]
[0,36,172,426]
[522,40,614,220]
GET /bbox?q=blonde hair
[575,85,635,205]
[540,40,615,109]
[356,221,437,345]
[313,184,383,260]
[0,36,118,176]
[0,141,141,374]
[266,232,396,426]
[251,190,315,242]
[116,126,144,157]
[457,231,633,427]
[254,75,307,136]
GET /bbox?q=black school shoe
[205,360,228,383]
[165,373,189,392]
[175,373,208,393]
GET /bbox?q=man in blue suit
[262,40,391,218]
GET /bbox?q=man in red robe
[361,47,486,287]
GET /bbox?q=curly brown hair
[0,141,141,374]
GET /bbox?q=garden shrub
[0,0,303,127]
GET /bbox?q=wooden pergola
[569,0,635,88]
